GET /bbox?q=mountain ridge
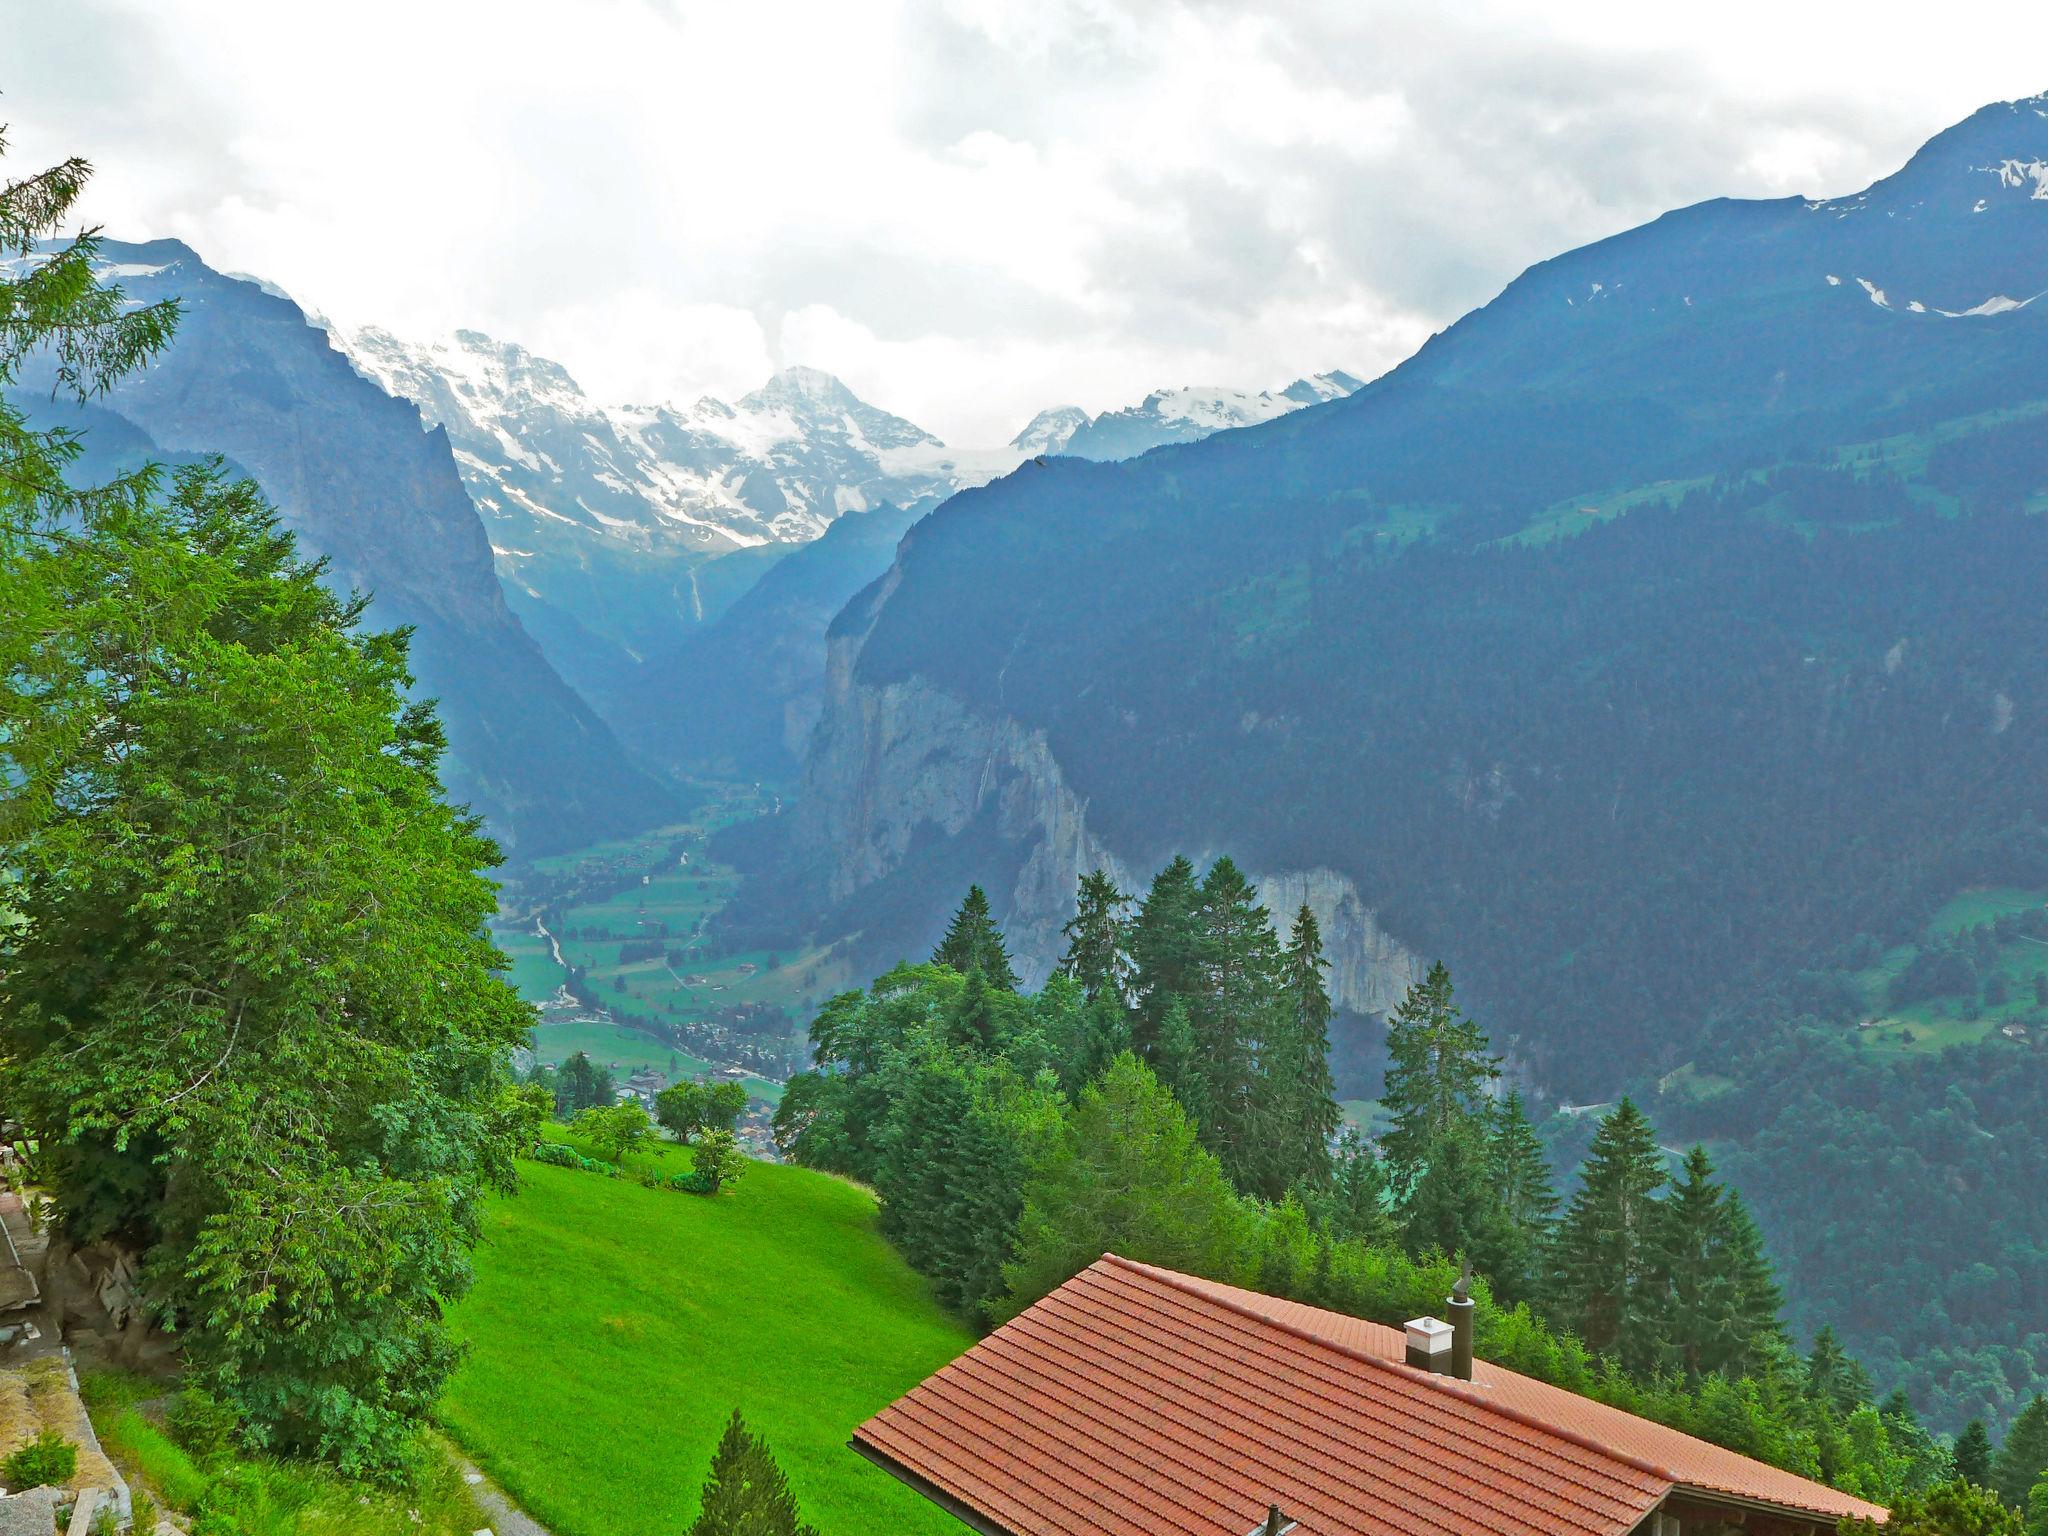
[15,237,675,855]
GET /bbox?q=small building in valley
[852,1256,1885,1536]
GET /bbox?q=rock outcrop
[797,627,1420,1011]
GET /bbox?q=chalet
[852,1256,1885,1536]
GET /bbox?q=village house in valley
[853,1257,1886,1536]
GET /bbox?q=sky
[7,0,2048,447]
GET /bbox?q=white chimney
[1405,1316,1454,1373]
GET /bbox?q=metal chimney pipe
[1447,1260,1475,1382]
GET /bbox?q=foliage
[0,1427,77,1490]
[0,150,530,1476]
[572,1101,653,1165]
[89,1390,486,1536]
[687,1411,819,1536]
[530,1142,616,1174]
[1840,1480,2023,1536]
[169,1387,243,1460]
[932,885,1019,990]
[657,1078,750,1144]
[1994,1398,2048,1508]
[684,1129,747,1195]
[999,1054,1254,1318]
[536,1052,616,1116]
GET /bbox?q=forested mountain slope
[18,239,674,854]
[765,94,2048,1426]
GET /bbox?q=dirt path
[460,1458,555,1536]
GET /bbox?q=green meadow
[442,1151,975,1536]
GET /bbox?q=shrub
[686,1131,747,1196]
[531,1143,614,1174]
[0,1427,77,1490]
[169,1386,242,1460]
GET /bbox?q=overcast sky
[7,0,2047,446]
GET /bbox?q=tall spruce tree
[1995,1397,2048,1509]
[1321,1127,1400,1246]
[1378,963,1504,1263]
[1956,1420,1995,1487]
[933,885,1020,990]
[1654,1145,1783,1380]
[1152,996,1211,1133]
[688,1411,819,1536]
[1190,858,1282,1186]
[1128,856,1202,1059]
[1488,1091,1558,1303]
[1552,1098,1667,1376]
[1059,869,1133,1004]
[1378,963,1500,1192]
[1253,904,1342,1198]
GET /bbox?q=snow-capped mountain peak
[1010,405,1091,454]
[1036,369,1365,462]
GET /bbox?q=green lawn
[442,1154,976,1536]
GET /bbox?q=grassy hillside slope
[443,1154,974,1536]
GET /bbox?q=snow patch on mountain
[1039,370,1364,462]
[340,328,1004,555]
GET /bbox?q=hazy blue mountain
[618,499,930,779]
[19,238,675,855]
[760,93,2048,1425]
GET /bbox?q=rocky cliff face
[797,612,1420,1011]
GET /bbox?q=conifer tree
[1488,1091,1558,1302]
[1254,904,1341,1197]
[1378,963,1500,1194]
[1807,1325,1876,1416]
[688,1410,819,1536]
[1956,1420,1995,1487]
[1654,1145,1782,1380]
[1995,1397,2048,1509]
[1152,996,1211,1133]
[1189,857,1282,1182]
[933,885,1019,990]
[1059,869,1133,1004]
[1128,856,1203,1058]
[1321,1127,1399,1246]
[1551,1098,1667,1375]
[1378,963,1505,1264]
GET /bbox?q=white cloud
[6,0,2046,446]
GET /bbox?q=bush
[688,1131,747,1196]
[531,1142,615,1174]
[0,1427,77,1490]
[169,1386,242,1460]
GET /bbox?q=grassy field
[528,1016,785,1104]
[442,1151,976,1536]
[1841,885,2048,1058]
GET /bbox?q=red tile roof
[853,1255,1887,1536]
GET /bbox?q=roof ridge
[1101,1256,1690,1487]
